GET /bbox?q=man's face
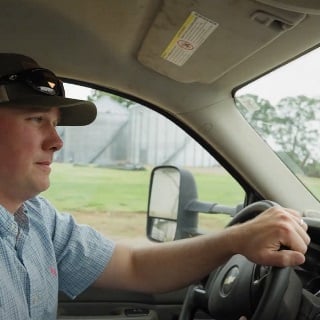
[0,106,63,207]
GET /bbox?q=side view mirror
[146,166,198,242]
[147,166,243,242]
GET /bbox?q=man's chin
[40,181,50,193]
[31,180,50,197]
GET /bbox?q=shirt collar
[0,205,17,237]
[0,204,29,238]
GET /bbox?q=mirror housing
[147,166,243,242]
[147,166,199,241]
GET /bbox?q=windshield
[234,47,320,201]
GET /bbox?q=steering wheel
[178,200,301,320]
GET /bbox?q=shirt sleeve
[51,210,115,299]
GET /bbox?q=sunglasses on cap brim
[0,68,65,97]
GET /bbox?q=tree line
[236,94,320,177]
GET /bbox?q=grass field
[41,163,243,239]
[41,163,320,240]
[42,164,244,212]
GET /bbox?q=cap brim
[2,95,97,126]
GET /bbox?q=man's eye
[28,116,43,123]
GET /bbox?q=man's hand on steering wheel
[178,201,311,320]
[228,206,310,267]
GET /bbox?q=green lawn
[41,163,320,239]
[42,163,150,212]
[42,163,244,213]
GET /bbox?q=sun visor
[137,0,306,84]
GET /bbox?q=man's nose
[45,127,64,152]
[51,129,64,152]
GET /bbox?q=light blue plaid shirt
[0,196,115,319]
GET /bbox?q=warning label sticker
[161,11,219,66]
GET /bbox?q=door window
[42,85,245,240]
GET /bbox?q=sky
[237,47,320,105]
[64,83,92,100]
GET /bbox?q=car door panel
[58,288,187,319]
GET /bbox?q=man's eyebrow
[10,107,52,114]
[19,107,62,124]
[24,107,52,113]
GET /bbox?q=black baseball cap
[0,53,97,126]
